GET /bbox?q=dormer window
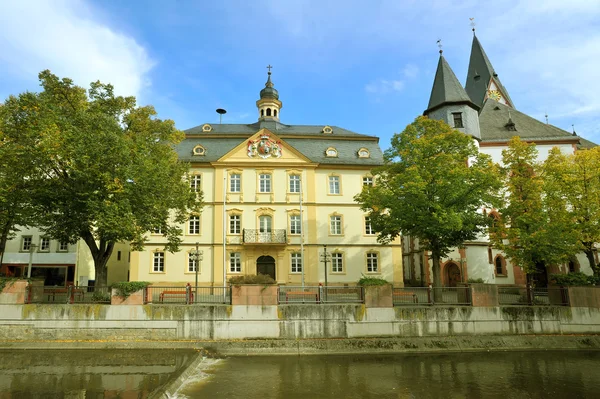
[322,126,333,134]
[202,124,212,132]
[452,113,463,128]
[325,147,338,157]
[192,145,206,156]
[358,148,370,158]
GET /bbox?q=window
[331,253,343,273]
[290,215,301,235]
[291,253,302,273]
[266,108,272,117]
[367,253,379,273]
[152,226,163,234]
[452,112,464,128]
[230,173,241,192]
[58,242,69,252]
[329,176,340,194]
[229,215,241,234]
[230,252,241,273]
[153,252,165,272]
[362,176,373,186]
[190,175,201,192]
[365,217,375,235]
[568,260,578,273]
[326,147,337,157]
[21,236,32,252]
[39,237,50,251]
[117,251,122,261]
[188,254,198,272]
[189,215,200,234]
[330,215,342,235]
[259,173,271,193]
[358,148,370,158]
[259,215,272,233]
[494,255,506,276]
[289,175,301,193]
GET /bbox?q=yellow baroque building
[130,71,403,287]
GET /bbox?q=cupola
[256,65,282,122]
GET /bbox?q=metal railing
[243,229,287,244]
[26,285,111,304]
[145,285,231,304]
[498,286,569,306]
[278,286,364,304]
[392,286,472,306]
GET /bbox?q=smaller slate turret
[424,52,481,140]
[256,65,282,122]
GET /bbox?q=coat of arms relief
[247,133,282,159]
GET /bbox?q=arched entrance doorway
[256,255,276,280]
[446,262,461,287]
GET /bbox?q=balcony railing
[243,229,287,244]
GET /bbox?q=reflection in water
[182,351,600,399]
[0,349,196,398]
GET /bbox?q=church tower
[424,50,481,140]
[465,34,514,109]
[256,66,282,122]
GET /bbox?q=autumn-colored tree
[355,116,501,289]
[544,146,600,274]
[490,137,579,284]
[1,71,201,287]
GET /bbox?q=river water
[1,349,599,398]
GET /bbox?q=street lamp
[320,244,331,287]
[189,242,203,299]
[27,244,37,279]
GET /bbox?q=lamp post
[27,244,37,279]
[190,242,203,300]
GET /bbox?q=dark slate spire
[260,66,279,100]
[465,35,514,109]
[424,54,478,115]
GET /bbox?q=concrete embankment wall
[1,304,600,341]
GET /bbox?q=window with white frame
[39,237,50,251]
[330,215,342,235]
[259,215,272,233]
[153,252,165,272]
[229,214,241,234]
[259,173,271,193]
[230,173,241,192]
[289,174,301,193]
[290,215,301,235]
[188,254,198,272]
[367,253,379,273]
[21,236,32,251]
[365,217,375,235]
[58,241,69,252]
[331,253,343,273]
[152,226,163,234]
[190,175,201,192]
[189,215,200,234]
[362,176,373,186]
[291,253,302,273]
[229,252,241,273]
[328,176,340,194]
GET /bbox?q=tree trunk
[0,217,13,272]
[583,243,598,276]
[82,231,115,289]
[431,251,443,302]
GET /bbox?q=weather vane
[470,17,476,34]
[437,39,443,54]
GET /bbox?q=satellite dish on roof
[216,108,227,124]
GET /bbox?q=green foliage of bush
[91,292,111,303]
[111,281,150,297]
[468,278,485,283]
[550,272,594,286]
[229,274,276,285]
[357,275,389,286]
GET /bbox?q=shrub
[550,272,592,286]
[91,292,111,303]
[468,278,485,284]
[229,274,276,285]
[111,281,151,297]
[357,275,389,286]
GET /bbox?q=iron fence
[145,285,231,304]
[243,229,287,244]
[26,285,111,304]
[498,286,569,306]
[278,286,364,304]
[392,286,472,306]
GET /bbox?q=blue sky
[1,0,599,149]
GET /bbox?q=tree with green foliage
[355,116,502,289]
[544,146,600,274]
[1,70,201,287]
[490,137,579,285]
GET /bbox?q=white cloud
[365,79,404,94]
[0,0,154,99]
[402,64,419,79]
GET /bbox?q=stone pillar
[469,283,499,307]
[363,285,393,308]
[111,289,146,305]
[0,280,29,304]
